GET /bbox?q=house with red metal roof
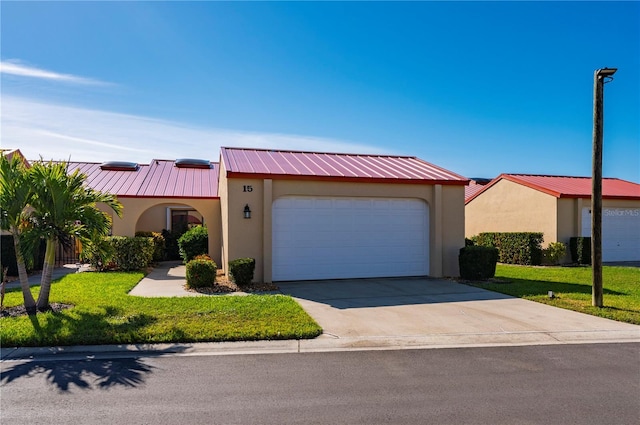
[11,146,470,281]
[219,147,469,282]
[465,174,640,262]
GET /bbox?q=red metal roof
[464,183,486,201]
[220,147,469,185]
[466,174,640,204]
[67,160,219,198]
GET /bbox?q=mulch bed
[185,271,279,294]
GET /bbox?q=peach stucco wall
[465,179,558,245]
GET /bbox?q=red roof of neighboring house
[220,147,469,185]
[1,149,30,167]
[466,174,640,204]
[67,160,219,198]
[464,183,486,201]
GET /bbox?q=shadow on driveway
[278,277,511,309]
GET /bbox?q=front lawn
[467,265,640,325]
[0,272,322,347]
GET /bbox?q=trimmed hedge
[178,226,209,263]
[110,236,154,271]
[474,232,543,265]
[186,258,217,289]
[135,231,166,262]
[228,258,256,286]
[459,246,499,280]
[80,236,116,271]
[570,237,591,265]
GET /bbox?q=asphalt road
[1,343,638,424]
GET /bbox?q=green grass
[467,264,640,325]
[0,272,322,347]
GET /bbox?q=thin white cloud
[0,60,110,86]
[1,96,390,164]
[36,130,151,154]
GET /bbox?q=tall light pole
[591,67,616,308]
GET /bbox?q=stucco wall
[441,185,466,276]
[218,165,230,272]
[557,198,582,245]
[220,163,466,281]
[465,179,557,245]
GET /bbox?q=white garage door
[582,207,640,262]
[272,196,429,281]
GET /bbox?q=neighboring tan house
[465,174,640,262]
[14,147,469,282]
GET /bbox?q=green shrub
[459,246,499,280]
[135,231,166,262]
[228,258,256,286]
[108,236,154,271]
[474,232,543,265]
[543,242,567,265]
[178,226,209,263]
[80,236,116,271]
[570,237,591,265]
[186,258,217,289]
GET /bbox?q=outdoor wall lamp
[243,204,251,219]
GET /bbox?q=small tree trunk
[12,230,37,314]
[36,238,57,311]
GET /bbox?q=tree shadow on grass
[20,305,158,345]
[470,279,627,297]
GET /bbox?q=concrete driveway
[279,277,640,348]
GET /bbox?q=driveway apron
[278,278,640,344]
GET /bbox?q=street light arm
[596,67,617,82]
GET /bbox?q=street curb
[2,329,639,361]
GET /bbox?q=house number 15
[243,185,253,192]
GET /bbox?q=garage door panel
[273,196,429,281]
[582,207,640,262]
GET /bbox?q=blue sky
[2,1,638,182]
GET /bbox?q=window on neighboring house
[169,208,204,234]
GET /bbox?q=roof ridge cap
[220,146,416,159]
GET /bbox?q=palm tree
[0,155,37,313]
[29,160,122,311]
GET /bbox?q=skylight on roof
[175,158,212,169]
[100,161,139,171]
